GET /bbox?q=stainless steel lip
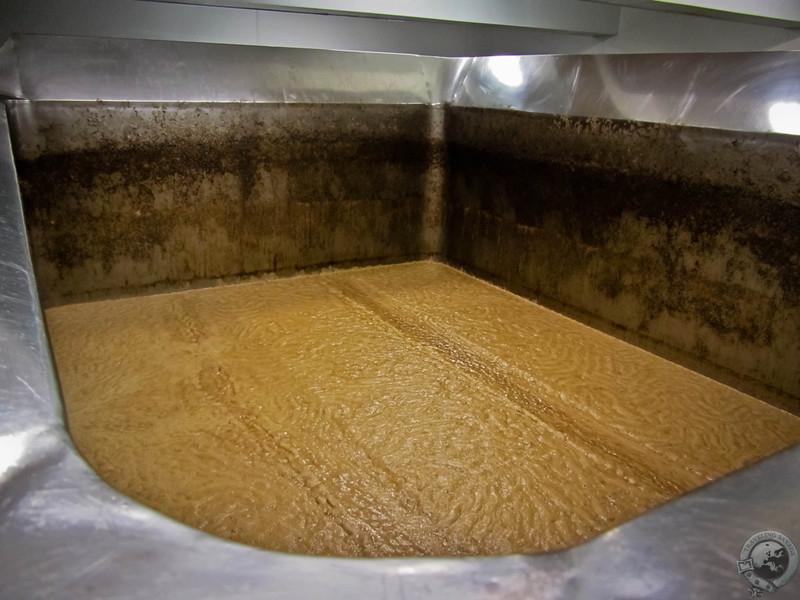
[3,35,800,134]
[0,34,455,105]
[1,34,799,599]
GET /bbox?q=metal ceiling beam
[141,0,622,36]
[592,0,800,28]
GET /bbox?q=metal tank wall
[443,108,800,405]
[12,102,442,306]
[3,36,453,307]
[444,52,800,407]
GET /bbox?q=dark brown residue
[13,103,436,306]
[444,107,800,399]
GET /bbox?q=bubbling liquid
[46,261,800,556]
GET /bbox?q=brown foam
[46,261,800,556]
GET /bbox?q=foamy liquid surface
[46,261,800,556]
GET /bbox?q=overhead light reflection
[0,432,29,479]
[768,102,800,135]
[395,563,451,575]
[487,55,524,88]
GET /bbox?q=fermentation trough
[1,34,800,599]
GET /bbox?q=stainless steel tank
[1,35,798,599]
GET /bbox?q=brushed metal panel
[6,35,438,104]
[145,0,622,36]
[596,0,800,28]
[3,36,800,134]
[452,51,800,134]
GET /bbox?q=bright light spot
[0,433,29,479]
[395,563,450,575]
[768,102,800,135]
[488,55,524,88]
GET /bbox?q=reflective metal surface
[144,0,622,36]
[0,36,21,99]
[3,34,444,104]
[596,0,800,29]
[452,51,800,133]
[4,35,800,134]
[1,35,800,599]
